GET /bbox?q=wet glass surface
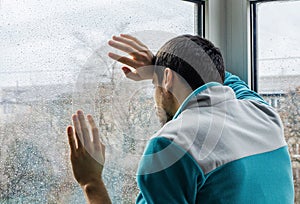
[0,0,194,203]
[256,1,300,202]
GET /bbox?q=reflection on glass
[0,0,194,203]
[256,1,300,202]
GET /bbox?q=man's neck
[172,87,193,117]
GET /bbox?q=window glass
[0,0,194,203]
[256,1,300,202]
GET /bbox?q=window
[184,0,206,37]
[0,0,195,203]
[251,1,300,202]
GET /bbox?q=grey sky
[1,0,300,87]
[258,1,300,77]
[0,0,193,87]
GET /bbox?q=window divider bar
[183,0,205,37]
[250,2,258,92]
[195,1,205,37]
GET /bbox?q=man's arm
[66,110,112,204]
[224,71,269,105]
[82,180,110,204]
[136,137,203,204]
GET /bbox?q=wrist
[81,178,103,189]
[82,178,104,195]
[82,178,112,204]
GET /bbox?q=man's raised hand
[66,110,112,204]
[108,34,154,81]
[67,110,105,186]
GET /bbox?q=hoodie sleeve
[136,137,204,204]
[224,71,269,105]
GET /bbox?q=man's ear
[163,68,173,91]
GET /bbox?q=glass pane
[256,1,300,202]
[0,0,194,203]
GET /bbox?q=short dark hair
[154,35,225,90]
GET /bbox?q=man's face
[152,73,176,126]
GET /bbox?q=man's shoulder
[148,96,286,174]
[150,108,207,141]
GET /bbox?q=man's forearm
[224,71,268,105]
[82,179,112,204]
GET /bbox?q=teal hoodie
[136,72,294,204]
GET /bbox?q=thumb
[122,67,131,74]
[122,67,142,81]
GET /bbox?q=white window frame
[203,0,299,88]
[203,0,252,85]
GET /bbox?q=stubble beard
[155,88,176,127]
[155,106,174,127]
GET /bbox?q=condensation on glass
[0,0,194,203]
[256,1,300,202]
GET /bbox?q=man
[66,34,294,203]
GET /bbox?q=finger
[87,115,100,145]
[72,114,84,148]
[122,66,131,75]
[67,126,76,153]
[109,40,148,62]
[77,110,91,148]
[108,52,144,68]
[119,34,154,62]
[121,67,142,81]
[108,40,137,56]
[112,35,147,52]
[87,115,105,164]
[120,34,148,48]
[101,143,106,161]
